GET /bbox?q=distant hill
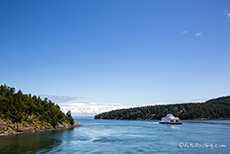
[205,95,230,106]
[94,96,230,120]
[0,85,81,136]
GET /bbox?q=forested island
[95,96,230,120]
[0,85,81,136]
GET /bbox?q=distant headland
[95,95,230,120]
[0,85,82,136]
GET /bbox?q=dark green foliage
[205,95,230,106]
[95,96,230,120]
[66,111,74,125]
[0,85,75,126]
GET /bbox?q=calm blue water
[0,117,230,154]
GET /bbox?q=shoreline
[0,120,82,137]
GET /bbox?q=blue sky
[1,0,230,110]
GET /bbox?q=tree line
[95,96,230,120]
[0,85,74,127]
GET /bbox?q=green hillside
[95,96,230,120]
[0,85,74,127]
[205,95,230,106]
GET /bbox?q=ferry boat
[159,114,183,124]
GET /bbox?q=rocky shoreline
[0,118,82,136]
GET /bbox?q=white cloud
[195,32,203,37]
[89,102,96,105]
[59,102,138,116]
[181,31,188,34]
[224,9,230,19]
[44,94,209,116]
[57,97,209,116]
[59,100,205,116]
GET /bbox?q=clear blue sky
[1,0,230,105]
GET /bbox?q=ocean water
[0,117,229,154]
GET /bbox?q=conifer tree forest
[0,85,74,127]
[95,96,230,120]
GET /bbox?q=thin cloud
[224,9,230,20]
[195,32,203,37]
[175,98,208,103]
[181,31,188,34]
[39,94,84,103]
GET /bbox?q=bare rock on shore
[0,118,82,136]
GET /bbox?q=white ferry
[159,114,183,124]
